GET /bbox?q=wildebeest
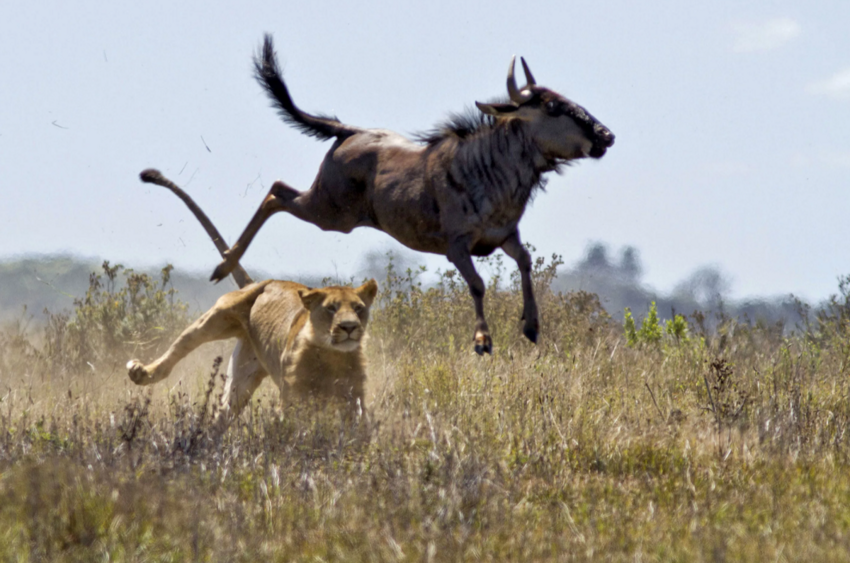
[211,34,615,354]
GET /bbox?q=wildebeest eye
[545,101,560,116]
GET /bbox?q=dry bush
[0,261,190,384]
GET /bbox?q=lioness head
[298,279,378,352]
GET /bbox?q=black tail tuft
[254,34,360,141]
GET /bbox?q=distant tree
[674,266,730,308]
[618,246,642,281]
[358,247,418,283]
[578,243,613,274]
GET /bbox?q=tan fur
[127,278,378,429]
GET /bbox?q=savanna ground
[2,255,850,561]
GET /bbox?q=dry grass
[2,257,850,561]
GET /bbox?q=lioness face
[299,279,378,352]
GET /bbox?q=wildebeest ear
[298,288,327,310]
[356,279,379,306]
[475,101,519,116]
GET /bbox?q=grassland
[2,257,850,561]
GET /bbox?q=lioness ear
[356,279,378,306]
[298,288,326,310]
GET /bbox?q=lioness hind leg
[127,306,243,386]
[213,339,268,432]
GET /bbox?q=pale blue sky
[1,1,848,301]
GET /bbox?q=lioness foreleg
[127,306,243,386]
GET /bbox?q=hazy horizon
[0,239,826,305]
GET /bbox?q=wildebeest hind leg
[211,180,300,282]
[501,232,538,344]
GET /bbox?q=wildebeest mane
[414,107,498,145]
[415,105,569,197]
[413,103,570,170]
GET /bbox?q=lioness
[127,169,378,429]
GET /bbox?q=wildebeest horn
[507,56,533,105]
[520,57,536,87]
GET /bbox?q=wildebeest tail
[255,34,361,142]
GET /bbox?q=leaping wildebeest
[212,34,615,354]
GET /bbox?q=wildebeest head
[476,57,615,161]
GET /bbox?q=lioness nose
[338,320,359,334]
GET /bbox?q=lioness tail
[139,169,254,289]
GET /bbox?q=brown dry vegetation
[3,256,850,561]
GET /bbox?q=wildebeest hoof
[210,260,232,283]
[474,342,492,355]
[474,333,493,355]
[126,360,149,385]
[523,325,538,344]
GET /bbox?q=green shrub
[623,307,638,346]
[665,313,689,343]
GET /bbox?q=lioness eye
[326,304,338,313]
[354,304,364,313]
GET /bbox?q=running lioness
[127,169,377,429]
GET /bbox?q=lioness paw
[126,360,150,385]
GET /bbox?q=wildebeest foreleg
[501,232,539,344]
[447,240,492,355]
